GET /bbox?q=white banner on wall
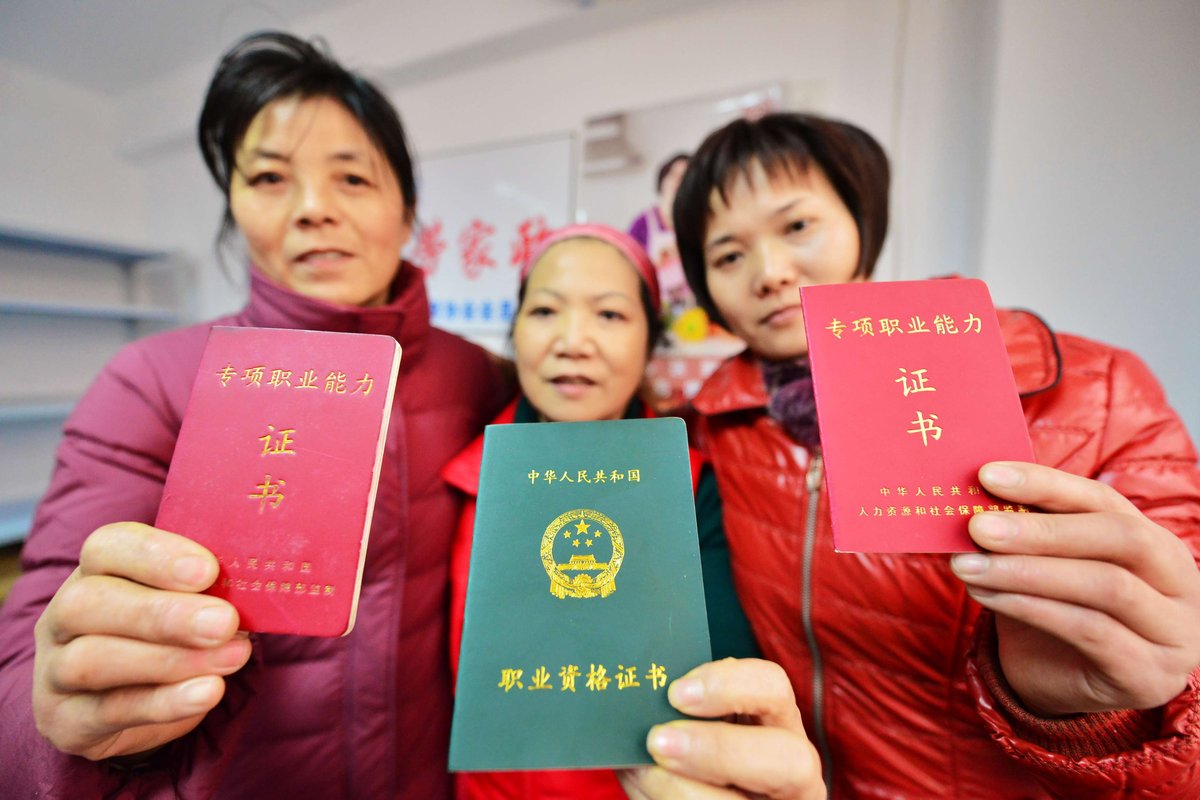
[407,134,575,337]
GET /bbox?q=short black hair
[656,152,690,192]
[197,31,417,254]
[673,112,890,327]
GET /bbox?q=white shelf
[0,227,189,548]
[0,227,165,263]
[0,297,179,322]
[0,497,36,547]
[0,397,77,423]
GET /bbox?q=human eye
[708,249,743,270]
[246,171,285,187]
[525,304,555,318]
[785,218,809,235]
[598,309,628,322]
[343,172,372,188]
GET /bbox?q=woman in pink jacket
[0,32,509,798]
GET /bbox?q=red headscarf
[520,223,661,311]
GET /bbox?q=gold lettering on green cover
[540,508,625,599]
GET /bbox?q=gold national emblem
[540,508,625,599]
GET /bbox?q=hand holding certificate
[619,658,824,800]
[804,279,1200,720]
[156,326,401,636]
[801,278,1034,553]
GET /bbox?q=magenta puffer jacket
[693,308,1200,798]
[0,265,511,798]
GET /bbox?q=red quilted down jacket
[692,308,1200,798]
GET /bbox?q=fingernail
[981,463,1022,489]
[951,553,990,576]
[178,677,215,711]
[967,586,998,600]
[173,555,210,586]
[667,677,703,708]
[215,638,252,670]
[193,606,234,643]
[647,725,688,759]
[973,513,1016,543]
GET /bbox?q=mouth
[549,375,597,387]
[759,304,805,327]
[294,248,354,265]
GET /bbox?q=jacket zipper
[800,452,833,796]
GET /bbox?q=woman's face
[703,160,861,361]
[513,239,650,422]
[229,95,410,307]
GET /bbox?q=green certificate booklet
[449,417,713,770]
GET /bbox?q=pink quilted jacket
[0,266,510,798]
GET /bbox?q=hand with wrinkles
[32,522,252,760]
[952,461,1200,716]
[619,658,825,799]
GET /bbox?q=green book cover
[449,417,712,771]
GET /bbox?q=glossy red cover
[155,326,400,635]
[800,279,1034,552]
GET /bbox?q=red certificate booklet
[800,278,1034,553]
[155,326,401,635]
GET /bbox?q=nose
[293,179,339,228]
[551,310,595,358]
[751,237,799,297]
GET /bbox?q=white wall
[0,59,147,246]
[2,0,1195,437]
[138,144,242,320]
[388,1,849,153]
[891,0,998,283]
[577,83,796,235]
[980,0,1200,436]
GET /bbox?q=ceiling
[0,1,705,100]
[0,0,359,96]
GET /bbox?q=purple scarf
[761,357,821,449]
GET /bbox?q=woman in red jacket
[621,113,1200,799]
[444,223,759,799]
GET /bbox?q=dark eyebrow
[248,148,290,162]
[329,151,370,164]
[527,287,635,304]
[592,291,636,303]
[243,150,369,164]
[770,198,805,217]
[705,233,737,253]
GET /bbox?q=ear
[396,209,415,252]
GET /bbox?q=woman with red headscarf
[444,224,758,799]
